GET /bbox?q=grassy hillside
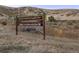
[0,5,15,16]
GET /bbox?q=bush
[67,21,73,25]
[66,14,71,16]
[48,16,56,22]
[1,21,7,25]
[74,25,79,29]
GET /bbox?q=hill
[0,5,79,20]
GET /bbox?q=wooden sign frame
[15,9,46,40]
[16,9,46,40]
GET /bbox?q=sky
[31,5,79,9]
[0,0,79,9]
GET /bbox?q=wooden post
[39,9,46,40]
[16,16,18,35]
[43,14,46,40]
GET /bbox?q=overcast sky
[0,0,79,9]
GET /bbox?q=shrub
[1,21,7,25]
[74,25,79,29]
[48,16,56,22]
[66,14,71,16]
[67,21,73,25]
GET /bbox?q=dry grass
[46,21,79,39]
[0,20,79,52]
